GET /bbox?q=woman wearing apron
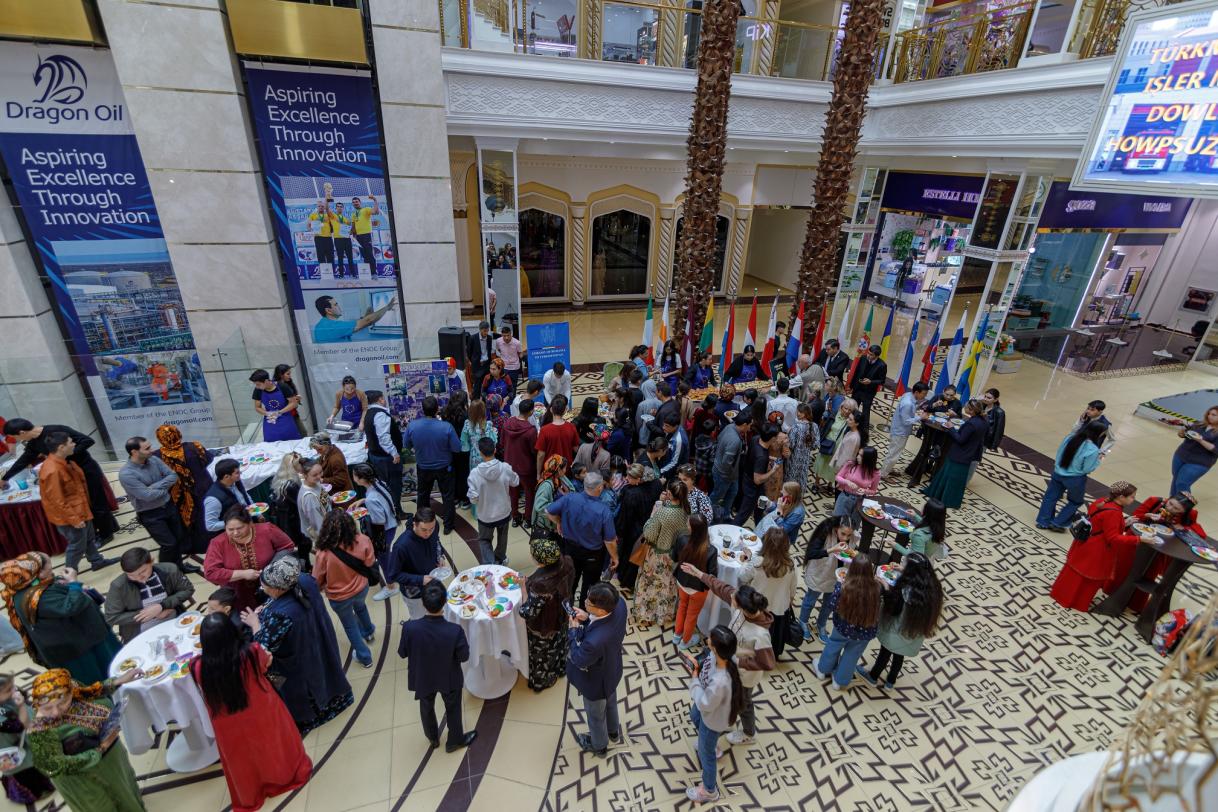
[260,384,302,442]
[329,376,367,428]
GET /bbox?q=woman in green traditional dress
[27,667,145,812]
[0,552,120,684]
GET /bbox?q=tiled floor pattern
[17,372,1218,812]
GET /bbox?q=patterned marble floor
[16,373,1215,812]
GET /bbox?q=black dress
[614,479,661,591]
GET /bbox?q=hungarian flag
[699,298,715,354]
[877,305,895,362]
[719,300,735,379]
[893,306,922,397]
[742,295,758,350]
[919,320,941,385]
[786,300,806,374]
[641,292,654,365]
[759,295,779,374]
[846,303,874,387]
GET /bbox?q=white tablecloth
[205,438,368,489]
[110,611,218,772]
[698,525,760,633]
[0,459,39,505]
[443,564,529,699]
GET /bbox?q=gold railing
[1069,0,1144,59]
[891,0,1034,83]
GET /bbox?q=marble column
[0,196,98,437]
[656,206,678,296]
[570,204,588,306]
[95,0,300,440]
[369,0,463,358]
[726,208,753,295]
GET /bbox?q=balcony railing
[890,0,1034,83]
[1068,0,1149,59]
[440,0,844,82]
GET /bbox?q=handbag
[819,422,843,456]
[782,609,803,649]
[1071,503,1119,543]
[330,544,383,587]
[628,534,651,567]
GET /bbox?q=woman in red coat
[204,507,296,613]
[193,613,311,812]
[1103,492,1204,610]
[1050,482,1143,611]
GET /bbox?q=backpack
[1071,501,1121,542]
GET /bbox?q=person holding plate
[203,507,296,614]
[890,498,947,563]
[799,516,858,643]
[308,434,352,494]
[856,552,943,689]
[1171,405,1218,495]
[27,667,144,812]
[311,512,378,669]
[1050,482,1142,612]
[1105,492,1206,612]
[103,547,195,643]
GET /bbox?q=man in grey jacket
[467,437,519,566]
[710,413,750,521]
[103,547,196,642]
[117,436,198,573]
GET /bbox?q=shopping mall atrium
[1,0,1218,809]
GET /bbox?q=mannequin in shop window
[894,254,916,299]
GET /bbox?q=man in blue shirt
[880,381,927,478]
[312,293,397,343]
[547,472,618,605]
[404,396,462,535]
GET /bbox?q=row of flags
[640,290,991,395]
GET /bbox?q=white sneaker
[832,680,849,691]
[726,730,753,746]
[372,586,397,601]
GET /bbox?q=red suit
[1050,498,1139,611]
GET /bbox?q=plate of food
[191,623,202,637]
[835,548,857,563]
[724,410,739,420]
[1192,545,1218,562]
[736,550,751,563]
[460,603,478,619]
[346,506,369,520]
[243,453,272,466]
[1187,430,1203,441]
[741,533,759,544]
[117,656,142,673]
[429,567,453,581]
[876,564,900,586]
[487,596,514,618]
[835,566,848,582]
[331,490,357,504]
[143,664,168,682]
[719,548,735,561]
[177,612,203,628]
[892,518,915,534]
[498,572,520,589]
[1131,522,1158,536]
[246,502,269,517]
[862,505,886,520]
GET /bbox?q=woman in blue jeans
[1171,406,1218,495]
[686,625,744,805]
[816,554,880,690]
[311,512,377,668]
[1036,422,1106,532]
[799,516,858,642]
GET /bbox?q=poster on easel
[383,361,459,423]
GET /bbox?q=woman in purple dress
[260,385,302,442]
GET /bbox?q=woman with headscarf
[239,556,353,734]
[531,455,573,538]
[27,667,144,812]
[204,507,295,614]
[0,553,120,683]
[153,423,215,553]
[517,536,575,692]
[485,393,509,455]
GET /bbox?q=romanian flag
[719,300,735,378]
[877,305,895,362]
[699,298,715,354]
[642,293,655,366]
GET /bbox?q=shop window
[602,4,659,64]
[520,208,566,298]
[525,0,578,57]
[591,210,652,296]
[673,215,730,291]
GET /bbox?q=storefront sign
[879,171,984,220]
[244,63,406,414]
[1073,0,1218,198]
[1038,181,1191,230]
[526,321,571,375]
[0,43,216,445]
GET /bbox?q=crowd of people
[0,323,1209,809]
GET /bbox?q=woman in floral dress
[517,536,575,691]
[786,402,819,493]
[632,481,692,629]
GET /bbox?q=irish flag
[699,298,715,353]
[641,293,654,364]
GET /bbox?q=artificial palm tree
[671,0,741,349]
[793,0,886,328]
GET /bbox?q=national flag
[956,310,990,403]
[759,295,779,374]
[934,308,968,396]
[877,305,895,362]
[641,292,654,364]
[786,300,806,374]
[719,299,736,378]
[893,306,922,397]
[846,303,874,387]
[919,320,941,385]
[653,293,670,366]
[698,298,715,354]
[742,295,758,350]
[808,302,827,362]
[836,294,855,352]
[681,301,696,367]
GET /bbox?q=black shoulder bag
[329,545,383,587]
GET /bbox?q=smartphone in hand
[562,600,578,619]
[677,648,698,676]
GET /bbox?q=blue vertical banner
[525,321,571,373]
[243,63,406,414]
[0,43,215,444]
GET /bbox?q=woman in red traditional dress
[192,612,311,812]
[1050,481,1143,611]
[204,507,296,614]
[1104,492,1205,611]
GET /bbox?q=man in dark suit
[813,339,851,382]
[566,581,628,756]
[849,344,888,432]
[398,581,476,752]
[466,321,494,399]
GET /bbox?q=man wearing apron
[102,547,196,643]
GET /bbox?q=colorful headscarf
[0,552,49,657]
[155,424,209,526]
[261,554,301,591]
[539,454,568,491]
[29,669,109,733]
[530,535,561,567]
[486,393,507,437]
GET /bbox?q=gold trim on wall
[0,0,104,45]
[228,0,368,65]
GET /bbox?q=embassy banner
[0,43,215,446]
[244,63,406,415]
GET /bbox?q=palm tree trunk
[671,0,741,350]
[793,0,886,330]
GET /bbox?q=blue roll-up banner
[526,321,571,374]
[244,63,407,414]
[0,43,215,445]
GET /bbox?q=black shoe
[90,557,119,571]
[609,730,623,745]
[180,563,203,575]
[443,525,454,536]
[1046,525,1066,533]
[575,733,608,756]
[511,517,522,528]
[445,731,477,753]
[428,738,439,750]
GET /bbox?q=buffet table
[444,565,528,699]
[0,481,66,559]
[205,437,368,496]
